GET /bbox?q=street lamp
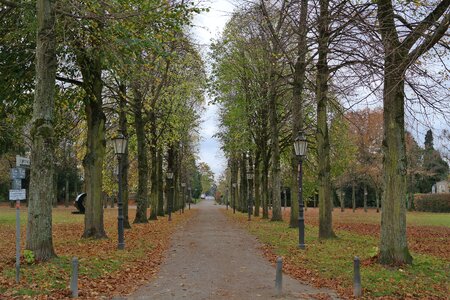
[181,182,186,214]
[247,170,254,221]
[294,131,307,249]
[167,171,174,221]
[112,133,127,250]
[232,183,237,214]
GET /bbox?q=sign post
[10,160,28,283]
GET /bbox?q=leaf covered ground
[0,205,196,299]
[226,207,449,299]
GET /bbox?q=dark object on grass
[72,193,86,214]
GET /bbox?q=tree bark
[79,50,107,239]
[133,87,149,223]
[290,0,309,228]
[352,180,356,212]
[364,184,368,212]
[149,112,158,220]
[157,149,165,216]
[316,0,335,239]
[118,84,131,229]
[262,151,270,219]
[268,69,282,221]
[64,176,69,207]
[239,153,247,213]
[26,0,57,261]
[254,150,261,217]
[377,0,414,265]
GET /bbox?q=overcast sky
[189,1,449,178]
[192,0,235,180]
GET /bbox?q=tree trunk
[268,72,282,221]
[65,176,69,207]
[376,189,380,213]
[340,189,344,212]
[239,153,247,213]
[133,87,149,223]
[26,0,57,261]
[157,149,165,216]
[290,0,309,228]
[352,180,356,212]
[118,84,131,229]
[364,184,368,212]
[79,50,107,239]
[254,150,261,217]
[316,0,334,239]
[377,0,412,265]
[149,113,158,220]
[262,152,270,219]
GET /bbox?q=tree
[25,0,57,261]
[376,0,449,265]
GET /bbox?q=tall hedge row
[414,193,450,213]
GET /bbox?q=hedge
[414,193,450,213]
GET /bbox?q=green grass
[232,213,449,299]
[406,212,450,227]
[0,206,83,226]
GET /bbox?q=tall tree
[376,0,449,265]
[316,0,335,238]
[26,0,57,261]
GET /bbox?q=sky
[189,1,449,178]
[191,0,235,180]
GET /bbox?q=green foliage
[23,250,35,264]
[414,193,450,212]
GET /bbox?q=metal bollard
[353,256,362,297]
[275,257,283,296]
[71,257,79,298]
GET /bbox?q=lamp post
[294,132,308,249]
[167,171,174,221]
[247,171,254,221]
[188,187,191,210]
[232,183,236,214]
[112,133,127,250]
[181,182,186,213]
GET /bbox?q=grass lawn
[0,205,195,299]
[226,208,450,299]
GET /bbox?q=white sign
[16,156,30,168]
[9,189,26,201]
[10,168,26,179]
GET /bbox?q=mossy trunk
[79,48,106,239]
[377,0,412,265]
[149,112,158,220]
[133,88,148,224]
[118,84,131,229]
[157,149,165,216]
[26,0,57,261]
[316,0,335,239]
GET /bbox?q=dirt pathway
[126,200,339,300]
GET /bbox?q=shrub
[414,193,450,213]
[23,250,35,264]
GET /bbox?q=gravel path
[126,200,339,300]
